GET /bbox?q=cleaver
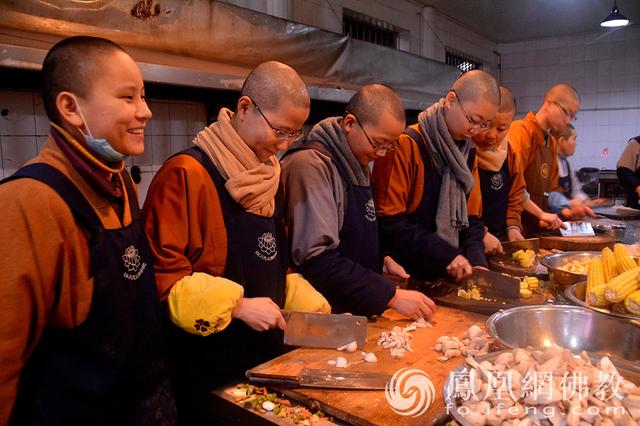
[282,311,367,349]
[459,268,520,299]
[559,221,595,237]
[499,238,540,257]
[247,368,391,390]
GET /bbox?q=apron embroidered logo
[122,245,147,281]
[365,199,377,222]
[255,232,278,261]
[540,163,549,179]
[490,173,504,191]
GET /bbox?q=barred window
[343,9,399,49]
[446,49,482,73]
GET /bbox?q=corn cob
[587,284,610,307]
[601,247,617,282]
[614,243,636,273]
[604,266,640,303]
[586,258,604,298]
[624,290,640,315]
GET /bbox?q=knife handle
[247,375,300,388]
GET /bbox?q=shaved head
[498,86,516,114]
[42,36,128,124]
[451,69,500,107]
[345,84,405,126]
[241,61,310,112]
[544,83,580,105]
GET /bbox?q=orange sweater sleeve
[507,119,534,173]
[506,145,526,231]
[372,125,425,217]
[142,155,228,302]
[0,179,93,425]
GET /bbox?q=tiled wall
[500,25,640,171]
[0,90,207,202]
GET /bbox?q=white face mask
[74,98,127,162]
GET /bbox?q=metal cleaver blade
[559,221,596,237]
[282,311,367,349]
[460,268,521,300]
[247,368,391,390]
[499,238,540,257]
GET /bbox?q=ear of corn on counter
[585,244,640,315]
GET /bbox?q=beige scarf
[476,138,508,172]
[193,108,280,217]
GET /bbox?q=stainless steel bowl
[486,305,640,362]
[540,251,600,287]
[564,281,640,321]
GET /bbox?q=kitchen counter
[211,306,488,425]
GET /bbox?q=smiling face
[471,110,516,151]
[344,111,405,167]
[72,50,151,157]
[235,96,309,162]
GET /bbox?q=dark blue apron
[625,136,640,208]
[399,127,475,279]
[288,141,380,312]
[165,147,287,425]
[479,159,510,240]
[559,156,572,199]
[4,164,177,426]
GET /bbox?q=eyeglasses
[451,90,492,130]
[345,111,399,153]
[248,97,304,140]
[552,100,577,122]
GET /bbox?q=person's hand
[387,288,436,320]
[507,228,525,241]
[483,232,503,255]
[561,204,596,221]
[540,212,566,230]
[446,255,473,282]
[232,297,286,332]
[585,198,609,207]
[382,256,410,280]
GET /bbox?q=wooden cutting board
[432,290,550,315]
[538,235,615,251]
[592,206,640,220]
[229,307,488,426]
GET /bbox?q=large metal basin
[564,281,640,321]
[486,305,640,363]
[540,251,600,287]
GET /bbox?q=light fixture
[601,1,630,28]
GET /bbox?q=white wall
[0,90,207,202]
[501,25,640,171]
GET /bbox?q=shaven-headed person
[508,83,594,234]
[373,70,500,283]
[471,86,527,254]
[143,61,328,425]
[0,36,177,425]
[282,84,436,320]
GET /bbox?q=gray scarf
[417,99,474,247]
[306,117,370,186]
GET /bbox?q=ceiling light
[601,1,630,28]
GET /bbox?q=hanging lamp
[601,0,630,27]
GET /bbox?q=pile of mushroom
[450,345,640,426]
[433,324,491,362]
[375,318,432,358]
